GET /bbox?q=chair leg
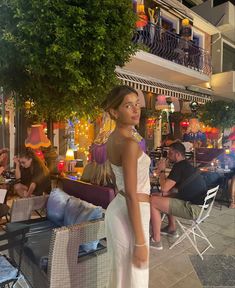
[169,220,214,260]
[196,225,214,249]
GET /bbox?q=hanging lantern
[155,95,168,110]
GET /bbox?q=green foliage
[0,0,137,121]
[200,100,235,130]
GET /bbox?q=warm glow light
[182,18,189,26]
[206,82,211,89]
[57,160,65,173]
[35,150,44,160]
[65,149,75,161]
[225,149,230,155]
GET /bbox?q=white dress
[105,153,151,288]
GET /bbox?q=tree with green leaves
[0,0,137,122]
[200,100,235,131]
[200,100,235,146]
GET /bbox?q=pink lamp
[155,95,168,110]
[25,124,51,149]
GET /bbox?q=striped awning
[116,71,212,104]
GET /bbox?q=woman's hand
[13,156,20,165]
[132,245,148,269]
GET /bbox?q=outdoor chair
[169,185,219,260]
[0,225,29,287]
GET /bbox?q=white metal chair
[169,185,219,260]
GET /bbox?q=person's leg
[151,195,171,242]
[167,215,177,231]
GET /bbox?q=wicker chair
[8,196,109,288]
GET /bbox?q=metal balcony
[132,23,212,77]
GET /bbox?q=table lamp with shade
[25,124,51,160]
[65,148,75,173]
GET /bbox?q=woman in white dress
[104,85,151,288]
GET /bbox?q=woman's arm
[26,182,36,197]
[14,156,21,180]
[122,139,147,268]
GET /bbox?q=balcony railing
[132,23,212,76]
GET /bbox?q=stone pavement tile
[208,212,235,226]
[208,233,234,250]
[190,255,235,287]
[222,245,235,256]
[168,271,203,288]
[149,237,191,269]
[149,265,185,288]
[160,253,195,276]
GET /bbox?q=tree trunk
[47,118,54,146]
[1,87,6,148]
[15,95,28,155]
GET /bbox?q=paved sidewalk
[149,204,235,288]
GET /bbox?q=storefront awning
[116,71,212,104]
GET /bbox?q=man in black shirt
[150,142,207,250]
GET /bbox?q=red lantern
[57,160,65,173]
[35,150,44,160]
[180,121,189,128]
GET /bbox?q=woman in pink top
[104,85,151,288]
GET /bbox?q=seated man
[14,150,51,198]
[150,142,207,250]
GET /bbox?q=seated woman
[14,149,51,198]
